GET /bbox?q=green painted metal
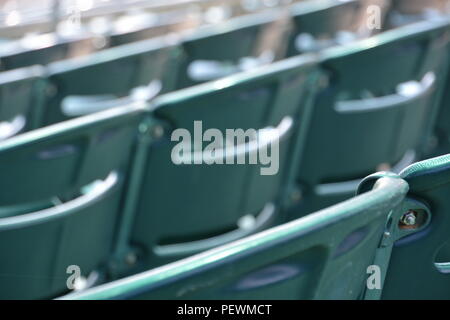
[42,36,181,126]
[356,171,432,299]
[0,66,45,137]
[118,53,320,271]
[60,174,408,300]
[0,103,145,299]
[109,116,166,277]
[289,18,450,219]
[382,154,450,299]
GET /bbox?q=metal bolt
[401,211,417,226]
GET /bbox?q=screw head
[401,211,417,226]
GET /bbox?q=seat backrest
[0,103,145,299]
[385,0,450,29]
[391,0,450,14]
[0,34,99,71]
[108,18,200,48]
[294,19,450,217]
[175,9,292,89]
[381,154,450,299]
[120,54,320,270]
[61,174,408,300]
[42,36,182,126]
[285,0,373,56]
[0,66,45,139]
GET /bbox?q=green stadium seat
[110,54,320,273]
[0,66,45,139]
[174,10,292,89]
[380,154,450,299]
[0,34,100,71]
[60,173,409,300]
[385,0,450,29]
[0,103,145,299]
[286,0,373,56]
[41,36,182,126]
[288,18,450,219]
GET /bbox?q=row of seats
[61,153,450,300]
[0,0,350,69]
[0,14,450,298]
[1,0,375,136]
[5,0,450,140]
[7,0,450,71]
[0,0,302,40]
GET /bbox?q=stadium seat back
[0,36,97,71]
[381,154,450,299]
[126,54,319,268]
[286,0,369,56]
[43,37,181,126]
[385,0,450,29]
[0,104,144,209]
[293,19,450,217]
[61,175,408,300]
[0,66,45,139]
[175,11,291,89]
[0,104,145,299]
[0,177,122,299]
